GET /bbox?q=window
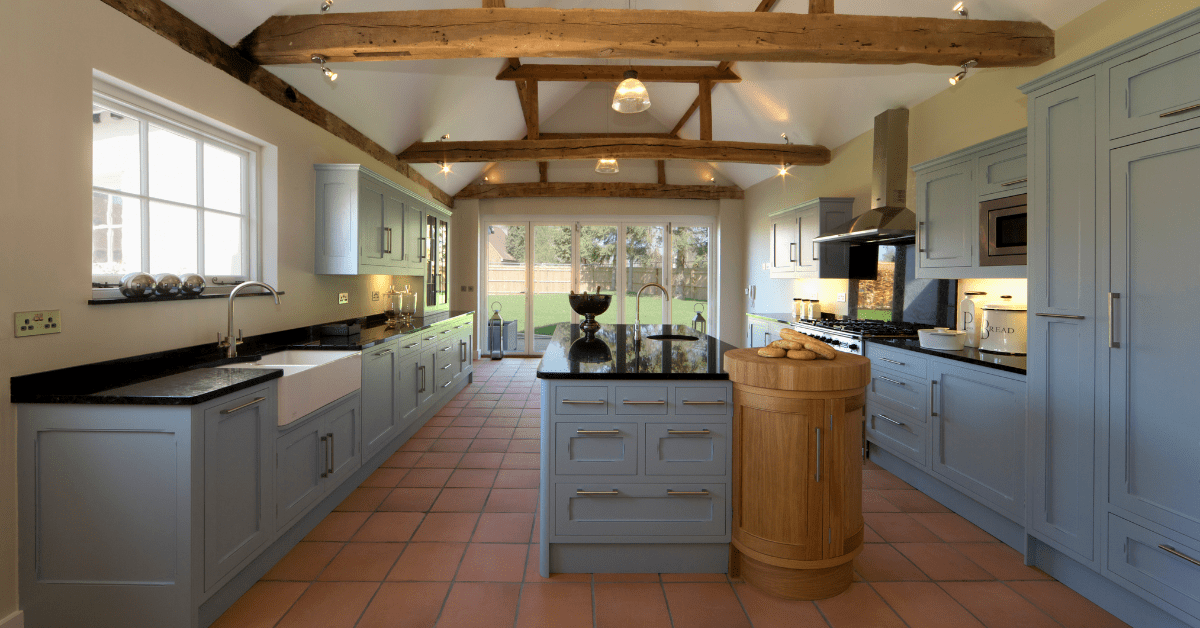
[91,87,258,287]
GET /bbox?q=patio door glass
[531,224,573,353]
[578,225,619,327]
[483,224,526,353]
[671,225,711,326]
[626,225,665,325]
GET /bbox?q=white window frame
[91,79,264,297]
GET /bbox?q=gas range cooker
[791,319,935,355]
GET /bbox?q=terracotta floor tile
[952,543,1052,581]
[732,582,827,628]
[411,512,480,542]
[414,452,465,468]
[263,542,344,580]
[360,467,408,488]
[318,542,405,581]
[507,439,540,453]
[513,428,541,440]
[523,545,590,583]
[476,427,515,439]
[476,393,504,400]
[880,489,952,513]
[469,438,511,453]
[496,399,525,408]
[594,573,661,582]
[595,583,672,628]
[275,581,378,628]
[660,573,729,582]
[426,415,454,426]
[350,512,424,543]
[356,581,450,628]
[501,452,541,469]
[378,487,441,512]
[441,426,482,439]
[863,512,941,543]
[455,542,528,582]
[862,524,885,543]
[862,489,902,512]
[515,582,594,628]
[399,438,435,452]
[518,417,542,427]
[862,469,913,490]
[853,542,929,582]
[386,542,466,581]
[458,408,493,417]
[446,468,498,488]
[815,582,907,628]
[472,512,535,543]
[413,425,445,439]
[873,582,985,628]
[663,582,751,628]
[381,451,423,468]
[1007,580,1131,628]
[485,488,539,512]
[490,408,524,418]
[941,582,1060,628]
[428,438,473,453]
[397,467,454,487]
[501,393,527,402]
[334,487,392,512]
[895,543,994,581]
[467,399,498,409]
[484,416,521,427]
[459,452,506,468]
[909,513,996,543]
[495,469,540,489]
[431,487,491,512]
[211,581,308,628]
[305,511,370,542]
[437,583,521,628]
[436,406,464,416]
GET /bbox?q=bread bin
[979,296,1027,355]
[918,328,967,350]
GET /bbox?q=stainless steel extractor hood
[813,109,917,246]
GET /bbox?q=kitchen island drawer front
[1110,32,1200,140]
[867,371,928,423]
[868,345,928,380]
[1107,514,1200,623]
[555,483,726,537]
[645,423,727,476]
[673,386,731,415]
[554,386,610,415]
[615,386,669,415]
[866,403,927,469]
[396,333,423,357]
[554,422,638,475]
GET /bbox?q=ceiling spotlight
[483,176,490,183]
[778,163,792,176]
[781,133,791,144]
[952,2,968,17]
[440,134,450,141]
[320,0,333,11]
[311,54,337,81]
[612,70,651,114]
[948,59,978,85]
[437,161,452,175]
[595,158,620,174]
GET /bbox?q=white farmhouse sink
[215,350,362,426]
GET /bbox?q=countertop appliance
[979,193,1027,266]
[979,297,1028,355]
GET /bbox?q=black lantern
[488,301,504,360]
[691,303,707,336]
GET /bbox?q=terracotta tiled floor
[213,358,1131,628]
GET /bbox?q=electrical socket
[837,293,847,303]
[338,293,349,305]
[15,310,61,337]
[371,291,380,301]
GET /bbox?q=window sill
[88,291,285,306]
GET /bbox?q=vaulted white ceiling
[160,0,1109,195]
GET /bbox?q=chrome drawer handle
[667,429,711,435]
[441,346,452,352]
[442,381,452,389]
[875,413,905,427]
[681,400,725,405]
[930,381,938,417]
[424,335,437,341]
[1001,178,1028,187]
[319,436,328,478]
[1160,103,1200,118]
[1159,544,1200,567]
[878,376,906,387]
[879,357,905,366]
[622,400,665,405]
[404,342,420,349]
[221,397,265,414]
[577,429,620,435]
[441,364,452,370]
[576,489,619,496]
[562,399,604,405]
[374,348,393,357]
[1109,293,1121,349]
[667,490,710,496]
[1036,313,1085,320]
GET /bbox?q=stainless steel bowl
[119,272,156,298]
[153,273,183,296]
[179,273,206,296]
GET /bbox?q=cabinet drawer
[674,386,730,415]
[866,403,926,469]
[1110,32,1200,139]
[867,345,928,379]
[554,386,609,415]
[645,423,727,476]
[615,386,669,415]
[1107,514,1200,622]
[396,334,423,357]
[977,144,1028,197]
[868,371,928,423]
[554,422,637,475]
[554,483,726,537]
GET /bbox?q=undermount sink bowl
[215,350,362,425]
[645,334,700,341]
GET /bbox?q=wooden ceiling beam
[496,64,740,83]
[698,80,713,141]
[657,161,667,185]
[398,138,829,166]
[456,182,744,201]
[516,79,539,139]
[539,133,676,140]
[239,8,1054,68]
[809,0,834,14]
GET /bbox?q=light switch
[371,291,380,301]
[15,310,61,337]
[338,293,349,305]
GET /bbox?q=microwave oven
[979,193,1027,266]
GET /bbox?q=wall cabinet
[275,391,361,530]
[746,315,790,348]
[768,198,854,279]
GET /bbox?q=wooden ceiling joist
[456,182,743,201]
[809,0,834,14]
[398,138,830,166]
[240,8,1054,68]
[538,133,675,140]
[496,64,741,83]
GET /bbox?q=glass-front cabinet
[426,213,449,310]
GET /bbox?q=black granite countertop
[868,338,1027,375]
[747,312,802,324]
[11,310,475,405]
[536,323,734,380]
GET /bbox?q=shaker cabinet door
[916,160,974,270]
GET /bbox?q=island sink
[645,333,699,341]
[214,349,361,425]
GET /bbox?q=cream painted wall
[741,0,1200,327]
[0,0,453,618]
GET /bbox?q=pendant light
[612,70,651,113]
[595,158,620,174]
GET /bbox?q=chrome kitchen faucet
[219,281,281,358]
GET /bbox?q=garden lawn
[487,293,707,336]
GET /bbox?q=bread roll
[758,347,786,358]
[769,339,803,351]
[786,349,817,360]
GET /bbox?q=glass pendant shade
[595,158,620,174]
[612,70,651,113]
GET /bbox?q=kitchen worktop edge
[868,338,1027,375]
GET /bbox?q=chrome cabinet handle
[562,399,604,405]
[918,222,925,253]
[1109,293,1121,348]
[814,427,822,482]
[812,240,819,261]
[424,335,437,341]
[384,227,393,253]
[577,429,620,435]
[878,376,906,387]
[403,342,420,349]
[441,346,452,352]
[419,237,426,260]
[930,381,938,417]
[622,400,665,405]
[460,340,466,362]
[667,490,710,496]
[375,348,393,357]
[221,396,265,414]
[1160,103,1200,118]
[442,381,452,389]
[875,413,905,427]
[667,429,711,435]
[327,432,335,475]
[1001,178,1028,187]
[1036,313,1085,319]
[879,357,905,366]
[418,365,426,393]
[576,489,619,495]
[681,400,725,405]
[1159,544,1200,567]
[440,363,452,370]
[788,242,796,263]
[319,435,329,478]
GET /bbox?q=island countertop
[536,323,735,380]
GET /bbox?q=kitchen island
[536,323,736,576]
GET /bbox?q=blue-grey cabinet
[361,340,399,460]
[1109,32,1200,139]
[976,144,1028,198]
[275,391,361,530]
[397,350,422,432]
[768,198,854,279]
[915,159,974,271]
